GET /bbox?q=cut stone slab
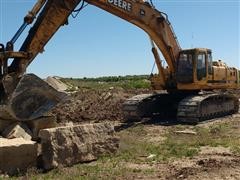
[26,116,57,140]
[2,123,33,141]
[0,138,37,175]
[39,123,119,170]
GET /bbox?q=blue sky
[0,0,239,78]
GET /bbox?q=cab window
[177,53,193,83]
[178,54,193,71]
[207,53,213,75]
[238,70,240,83]
[197,54,206,80]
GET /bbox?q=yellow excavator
[0,0,239,123]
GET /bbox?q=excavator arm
[0,0,182,121]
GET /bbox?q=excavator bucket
[0,74,67,121]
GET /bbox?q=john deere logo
[107,0,132,12]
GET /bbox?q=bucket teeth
[0,73,67,121]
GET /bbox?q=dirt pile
[50,88,151,124]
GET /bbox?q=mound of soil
[50,88,151,124]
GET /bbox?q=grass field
[61,75,151,90]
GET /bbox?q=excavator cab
[177,48,212,84]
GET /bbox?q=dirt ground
[120,145,240,180]
[46,88,240,180]
[165,151,240,180]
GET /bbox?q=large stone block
[0,138,37,175]
[39,123,119,170]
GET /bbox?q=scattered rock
[102,92,113,101]
[2,123,33,141]
[175,129,197,135]
[147,154,156,159]
[45,76,69,92]
[0,138,37,175]
[26,116,57,140]
[39,123,119,170]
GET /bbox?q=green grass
[164,123,240,156]
[61,75,151,90]
[117,125,199,163]
[115,121,240,165]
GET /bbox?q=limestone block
[39,123,119,170]
[0,138,37,175]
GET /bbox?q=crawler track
[122,93,155,121]
[122,92,239,123]
[122,92,186,121]
[177,93,239,123]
